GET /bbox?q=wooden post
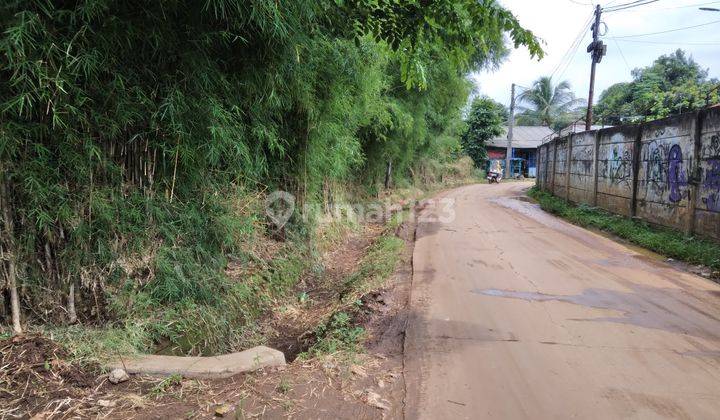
[566,134,573,202]
[630,126,643,218]
[535,146,541,189]
[685,110,705,236]
[541,145,546,190]
[506,84,516,179]
[592,130,600,207]
[550,137,558,195]
[586,5,603,131]
[543,143,550,191]
[545,144,550,191]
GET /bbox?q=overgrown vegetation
[307,311,365,357]
[528,187,720,270]
[0,1,541,356]
[149,374,183,398]
[595,49,719,125]
[461,97,506,167]
[305,229,404,358]
[341,235,404,299]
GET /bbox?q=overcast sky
[472,0,720,108]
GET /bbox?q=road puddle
[489,196,563,230]
[494,195,712,281]
[474,288,558,301]
[472,288,617,309]
[472,287,720,341]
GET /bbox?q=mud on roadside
[190,216,417,419]
[1,215,418,419]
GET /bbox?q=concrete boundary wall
[536,108,720,241]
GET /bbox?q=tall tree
[337,0,544,88]
[515,76,584,129]
[461,97,505,167]
[596,49,719,125]
[0,0,542,344]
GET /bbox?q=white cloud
[473,0,720,107]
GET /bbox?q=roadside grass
[36,176,424,365]
[148,374,183,398]
[307,311,365,357]
[43,323,149,365]
[340,235,404,301]
[528,187,720,270]
[301,173,484,359]
[303,230,405,359]
[43,238,314,364]
[387,209,410,231]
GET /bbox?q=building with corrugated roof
[486,126,554,178]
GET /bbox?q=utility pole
[585,5,606,131]
[506,83,515,178]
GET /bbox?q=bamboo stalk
[170,139,180,203]
[0,167,22,334]
[68,281,77,324]
[7,258,21,334]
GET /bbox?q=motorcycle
[486,171,502,184]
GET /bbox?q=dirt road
[405,182,720,419]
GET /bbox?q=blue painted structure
[486,126,554,178]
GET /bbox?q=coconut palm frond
[517,76,583,127]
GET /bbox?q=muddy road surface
[405,182,720,419]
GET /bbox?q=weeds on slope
[528,187,720,271]
[303,232,404,358]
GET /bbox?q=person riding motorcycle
[487,160,503,184]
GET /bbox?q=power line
[554,23,590,81]
[610,38,720,45]
[550,12,594,80]
[662,1,720,10]
[557,40,585,82]
[604,0,659,12]
[611,37,632,73]
[604,1,720,12]
[604,1,660,13]
[556,17,595,81]
[604,0,648,8]
[552,14,592,74]
[604,0,658,9]
[613,19,720,38]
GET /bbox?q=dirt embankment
[1,216,417,419]
[1,335,99,417]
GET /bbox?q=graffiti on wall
[537,114,720,239]
[646,145,664,195]
[642,139,688,203]
[555,142,567,183]
[702,134,720,158]
[668,144,685,203]
[703,159,720,212]
[572,146,594,175]
[702,135,720,212]
[599,144,633,186]
[610,146,633,183]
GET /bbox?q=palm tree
[516,76,584,128]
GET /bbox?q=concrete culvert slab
[107,346,286,379]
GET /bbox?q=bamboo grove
[0,1,541,351]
